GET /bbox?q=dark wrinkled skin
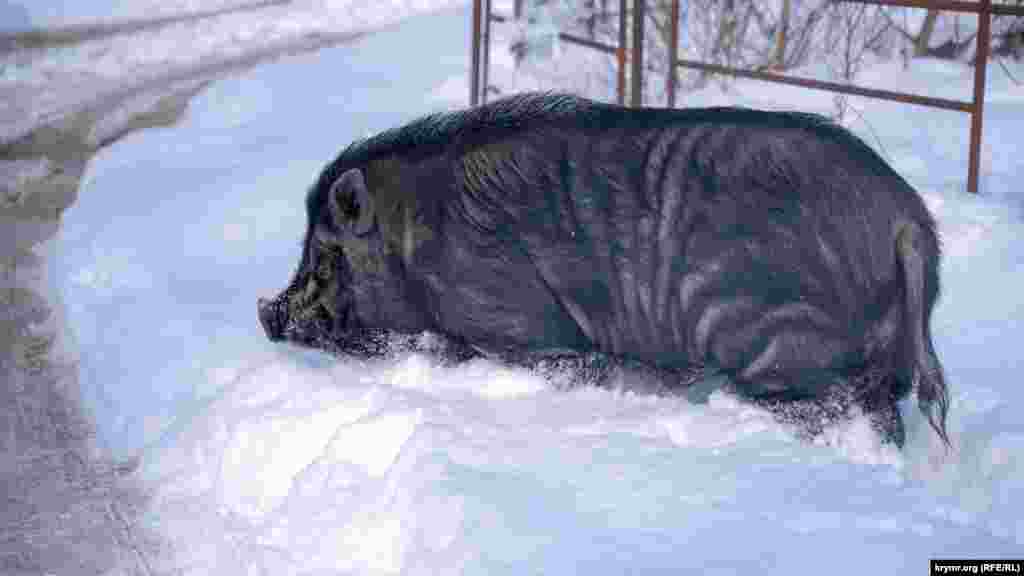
[259,93,950,448]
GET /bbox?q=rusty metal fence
[469,0,1024,194]
[471,0,638,105]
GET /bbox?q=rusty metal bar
[630,0,645,107]
[838,0,1024,15]
[559,32,617,53]
[672,57,973,112]
[968,0,992,193]
[618,0,627,104]
[470,0,481,106]
[667,0,680,107]
[482,0,492,104]
[991,3,1024,16]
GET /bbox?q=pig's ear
[327,168,376,237]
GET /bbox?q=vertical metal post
[667,0,679,108]
[470,0,482,106]
[513,0,524,69]
[617,0,627,105]
[482,0,492,104]
[968,0,991,194]
[630,0,644,107]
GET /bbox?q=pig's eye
[317,257,332,280]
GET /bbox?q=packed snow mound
[135,335,1024,574]
[135,347,909,574]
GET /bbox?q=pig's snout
[258,297,285,341]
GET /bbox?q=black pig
[258,93,949,447]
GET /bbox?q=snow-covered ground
[6,0,271,30]
[0,0,461,148]
[42,1,1024,574]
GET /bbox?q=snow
[40,1,1024,574]
[6,0,261,31]
[0,1,29,32]
[1,156,54,202]
[0,0,463,147]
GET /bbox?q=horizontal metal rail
[559,32,619,54]
[836,0,1024,16]
[672,57,974,112]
